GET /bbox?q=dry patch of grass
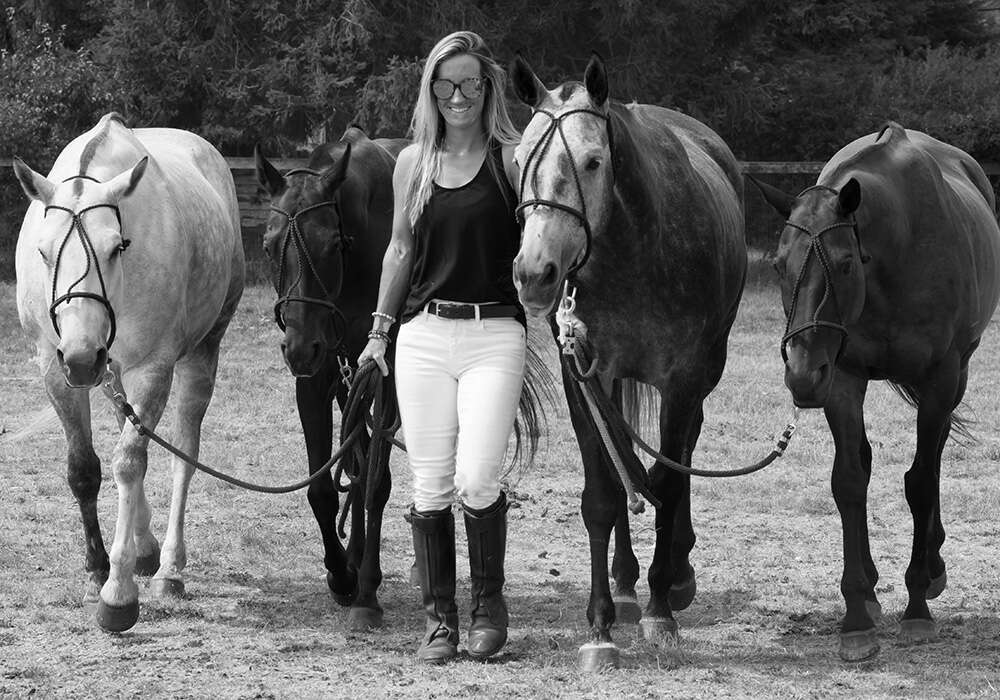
[2,280,1000,697]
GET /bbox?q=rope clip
[556,281,585,356]
[338,355,353,389]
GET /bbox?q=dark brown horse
[754,122,1000,661]
[255,125,407,629]
[510,55,747,668]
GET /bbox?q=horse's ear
[838,178,861,215]
[321,142,351,194]
[12,157,56,205]
[584,52,609,107]
[254,144,285,197]
[748,175,795,219]
[510,54,546,108]
[105,156,148,200]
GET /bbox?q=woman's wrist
[371,311,396,334]
[367,329,391,344]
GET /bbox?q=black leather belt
[425,301,520,320]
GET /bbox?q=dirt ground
[2,283,999,699]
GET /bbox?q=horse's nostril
[541,262,558,288]
[94,348,108,376]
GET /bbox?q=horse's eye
[37,248,50,265]
[839,258,853,275]
[585,157,601,172]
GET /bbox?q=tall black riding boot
[464,493,510,659]
[410,506,459,663]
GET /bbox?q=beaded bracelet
[367,329,391,344]
[371,311,396,324]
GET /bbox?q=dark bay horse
[754,122,1000,661]
[13,112,244,631]
[510,55,747,668]
[254,126,407,629]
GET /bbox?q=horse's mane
[822,121,907,186]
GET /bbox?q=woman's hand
[358,337,390,377]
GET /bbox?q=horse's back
[824,125,1000,340]
[623,103,746,304]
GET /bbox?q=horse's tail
[502,324,559,478]
[888,381,974,443]
[1,405,60,443]
[621,378,659,439]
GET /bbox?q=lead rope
[554,283,799,488]
[99,363,364,494]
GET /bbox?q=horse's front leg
[900,355,961,644]
[43,353,109,603]
[298,370,354,604]
[643,388,699,645]
[824,373,880,661]
[96,364,173,632]
[562,367,622,670]
[608,381,642,624]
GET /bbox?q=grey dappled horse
[13,112,244,632]
[510,55,747,668]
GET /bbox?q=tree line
[1,0,999,273]
[2,0,998,163]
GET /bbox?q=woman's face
[433,53,486,133]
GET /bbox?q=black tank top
[401,144,524,324]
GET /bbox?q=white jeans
[395,311,526,511]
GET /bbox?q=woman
[357,30,527,663]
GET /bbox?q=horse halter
[780,188,863,362]
[515,107,614,278]
[268,168,351,340]
[45,174,130,350]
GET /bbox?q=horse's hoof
[578,642,620,672]
[865,599,883,623]
[83,581,102,605]
[134,547,161,577]
[613,592,642,624]
[326,572,356,607]
[148,577,185,598]
[638,616,679,646]
[668,565,697,611]
[899,618,937,644]
[839,629,879,662]
[346,606,384,631]
[95,599,140,632]
[409,562,420,588]
[926,570,947,600]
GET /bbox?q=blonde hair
[406,30,520,228]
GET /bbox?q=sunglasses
[431,77,485,101]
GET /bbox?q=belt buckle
[433,301,463,318]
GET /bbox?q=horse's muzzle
[58,345,108,388]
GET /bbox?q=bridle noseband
[515,107,614,279]
[780,186,864,362]
[268,168,351,342]
[45,174,130,350]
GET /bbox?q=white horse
[13,112,244,631]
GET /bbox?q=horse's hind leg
[346,441,392,630]
[643,388,699,644]
[44,355,109,603]
[926,364,965,601]
[611,507,641,624]
[147,333,226,598]
[609,381,641,624]
[900,359,961,643]
[668,402,701,613]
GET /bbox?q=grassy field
[2,267,999,699]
